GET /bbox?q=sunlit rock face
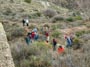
[0,23,15,67]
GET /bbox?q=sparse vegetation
[72,37,82,50]
[66,17,74,22]
[1,0,90,67]
[29,12,42,19]
[74,16,82,20]
[3,23,24,41]
[75,30,86,37]
[51,25,57,30]
[4,8,12,16]
[11,28,24,37]
[11,42,52,67]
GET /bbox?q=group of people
[22,18,74,54]
[52,33,74,54]
[25,27,39,45]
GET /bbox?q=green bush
[51,25,57,30]
[54,17,64,21]
[75,31,86,37]
[52,16,64,23]
[72,37,82,50]
[3,23,24,41]
[20,60,30,67]
[24,0,32,3]
[66,17,74,22]
[11,28,24,37]
[73,38,80,44]
[36,12,42,17]
[74,16,82,20]
[52,30,61,38]
[29,12,42,19]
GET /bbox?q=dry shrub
[72,37,82,50]
[51,15,64,23]
[43,9,57,18]
[11,28,24,37]
[3,23,24,41]
[11,42,52,67]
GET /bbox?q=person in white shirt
[22,18,29,26]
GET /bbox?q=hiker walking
[45,31,50,43]
[57,46,65,54]
[22,17,29,26]
[34,32,39,41]
[52,38,57,51]
[25,33,32,45]
[64,33,73,48]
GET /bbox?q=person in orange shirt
[57,46,65,54]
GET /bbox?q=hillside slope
[49,0,90,20]
[0,0,68,21]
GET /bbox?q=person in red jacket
[31,32,35,39]
[57,46,64,54]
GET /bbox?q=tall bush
[24,0,31,3]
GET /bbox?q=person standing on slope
[25,33,31,45]
[52,38,57,51]
[45,31,50,43]
[22,17,29,26]
[64,33,72,48]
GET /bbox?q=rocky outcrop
[0,23,15,67]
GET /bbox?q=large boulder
[0,23,15,67]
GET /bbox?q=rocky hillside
[0,0,90,22]
[0,23,15,67]
[0,0,69,22]
[49,0,90,20]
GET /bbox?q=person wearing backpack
[25,33,31,45]
[34,32,39,41]
[64,34,72,48]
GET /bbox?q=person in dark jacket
[52,39,57,51]
[22,19,25,26]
